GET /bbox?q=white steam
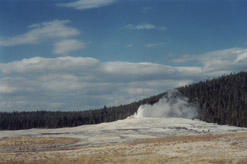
[134,90,198,119]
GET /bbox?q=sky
[0,0,247,112]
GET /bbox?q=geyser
[134,90,198,119]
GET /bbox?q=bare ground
[1,132,247,164]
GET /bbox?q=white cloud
[173,48,247,77]
[53,39,86,55]
[0,56,99,74]
[0,20,80,46]
[234,52,247,63]
[0,56,202,112]
[0,20,86,55]
[0,86,20,94]
[123,24,166,30]
[145,42,164,48]
[1,47,246,112]
[192,48,247,72]
[57,0,115,10]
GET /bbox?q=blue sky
[0,0,247,111]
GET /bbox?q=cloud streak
[173,48,247,76]
[53,39,86,55]
[126,44,133,48]
[57,0,115,10]
[145,42,164,48]
[123,24,166,31]
[0,20,85,56]
[0,20,79,46]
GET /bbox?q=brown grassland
[1,132,247,164]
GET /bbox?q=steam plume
[134,90,198,119]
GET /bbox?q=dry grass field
[1,132,247,164]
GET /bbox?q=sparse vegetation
[1,132,247,164]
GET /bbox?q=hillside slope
[0,93,166,130]
[178,72,247,127]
